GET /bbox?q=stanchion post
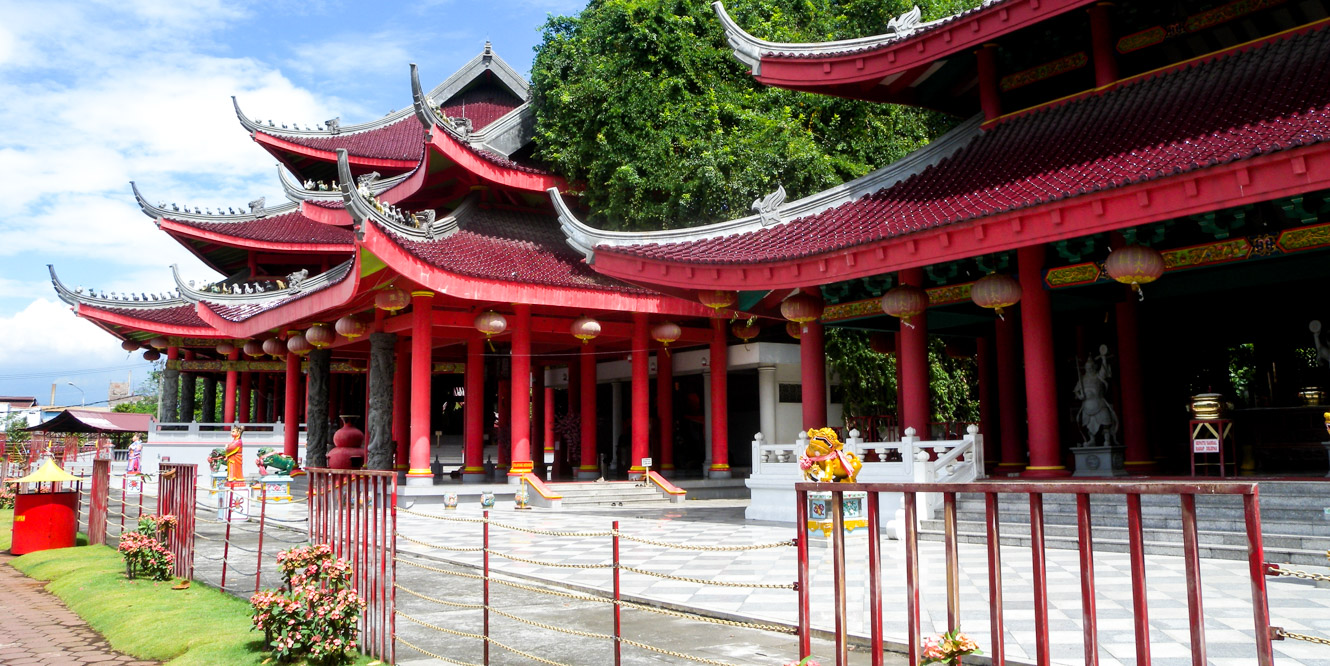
[866,490,883,666]
[984,491,1005,665]
[483,509,491,666]
[221,490,233,589]
[796,486,811,659]
[120,475,127,533]
[830,489,848,666]
[904,491,920,663]
[1242,491,1275,666]
[944,491,960,632]
[390,479,398,665]
[613,519,622,666]
[256,486,267,595]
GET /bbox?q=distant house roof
[0,397,38,408]
[27,409,154,433]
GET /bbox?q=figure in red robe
[224,425,244,484]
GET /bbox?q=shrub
[117,514,177,581]
[251,544,365,665]
[0,481,15,509]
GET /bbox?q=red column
[393,338,410,472]
[463,336,485,482]
[238,371,252,424]
[1018,245,1069,477]
[976,336,995,474]
[995,312,1027,474]
[899,268,931,436]
[1117,296,1154,472]
[567,355,581,417]
[544,385,555,477]
[531,362,545,474]
[223,348,239,423]
[630,313,650,479]
[509,304,533,479]
[657,345,674,474]
[497,380,510,470]
[709,318,731,478]
[1089,2,1118,87]
[895,330,905,429]
[977,43,1001,121]
[284,341,299,459]
[579,344,599,479]
[407,291,434,486]
[800,318,827,428]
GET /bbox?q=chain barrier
[615,532,796,552]
[486,549,613,569]
[488,607,616,641]
[619,565,797,589]
[1266,563,1330,583]
[398,533,484,552]
[618,637,739,665]
[616,599,798,634]
[397,556,486,580]
[395,583,486,610]
[1273,627,1330,646]
[397,636,483,666]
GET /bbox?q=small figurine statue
[798,427,863,482]
[443,492,459,510]
[126,434,143,475]
[480,490,495,508]
[1074,345,1120,446]
[224,425,245,483]
[254,447,297,476]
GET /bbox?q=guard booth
[10,460,80,555]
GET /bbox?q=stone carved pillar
[367,332,396,470]
[306,349,332,468]
[161,346,180,423]
[200,376,217,423]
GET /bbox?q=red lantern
[786,321,803,340]
[243,340,265,358]
[869,332,895,355]
[335,315,367,340]
[215,341,236,356]
[570,316,601,344]
[286,333,312,356]
[651,321,682,349]
[474,311,508,338]
[262,337,285,358]
[375,287,410,313]
[142,349,161,362]
[731,320,759,343]
[970,273,1022,318]
[120,340,140,352]
[881,284,929,329]
[780,292,823,323]
[1105,244,1165,299]
[306,323,335,349]
[697,290,738,311]
[148,336,170,349]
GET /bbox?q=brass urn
[1297,387,1326,406]
[1188,393,1225,420]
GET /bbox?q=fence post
[89,459,109,546]
[256,486,267,595]
[830,489,848,666]
[613,519,622,666]
[221,492,234,589]
[389,478,397,665]
[796,486,811,659]
[483,509,491,666]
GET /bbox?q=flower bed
[117,514,176,581]
[251,543,365,665]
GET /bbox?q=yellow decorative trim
[462,466,486,473]
[1024,465,1066,470]
[410,290,435,298]
[708,464,731,471]
[578,465,600,471]
[407,468,433,475]
[1124,460,1156,466]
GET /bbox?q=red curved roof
[610,23,1330,265]
[256,115,425,163]
[94,304,207,328]
[166,211,354,245]
[442,84,523,131]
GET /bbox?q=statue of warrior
[1074,345,1119,446]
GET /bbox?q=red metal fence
[306,468,397,663]
[158,462,197,580]
[794,480,1276,666]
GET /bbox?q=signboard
[1192,438,1220,453]
[641,457,653,469]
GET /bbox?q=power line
[0,364,146,381]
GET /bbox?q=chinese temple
[554,0,1330,477]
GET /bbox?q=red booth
[9,460,80,555]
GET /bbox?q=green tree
[530,0,965,231]
[826,329,979,425]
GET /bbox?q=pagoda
[553,0,1330,476]
[49,44,733,486]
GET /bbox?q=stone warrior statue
[1074,345,1119,446]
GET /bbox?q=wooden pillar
[800,317,827,428]
[367,332,396,470]
[508,304,533,479]
[995,313,1026,473]
[283,339,300,460]
[578,344,599,479]
[1019,245,1069,477]
[463,337,485,482]
[709,318,731,479]
[657,345,674,474]
[161,346,180,422]
[1117,295,1154,472]
[393,338,410,472]
[977,43,1002,121]
[306,349,331,468]
[630,313,650,479]
[976,336,995,474]
[899,268,931,436]
[200,376,217,423]
[223,349,239,423]
[407,291,434,486]
[238,371,252,424]
[1089,2,1118,87]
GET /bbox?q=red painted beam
[74,305,222,339]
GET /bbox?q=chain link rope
[1274,627,1330,646]
[618,565,797,589]
[488,607,615,641]
[398,533,484,552]
[614,531,796,552]
[618,637,739,665]
[396,636,483,666]
[397,611,571,666]
[486,549,613,569]
[1267,564,1330,583]
[395,584,486,610]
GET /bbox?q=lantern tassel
[902,319,917,330]
[1133,283,1145,301]
[487,336,496,353]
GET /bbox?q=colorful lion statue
[255,447,298,477]
[798,427,863,483]
[206,448,227,474]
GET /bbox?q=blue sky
[0,0,578,406]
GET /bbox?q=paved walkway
[0,555,158,666]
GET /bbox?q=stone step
[546,481,674,508]
[557,496,675,508]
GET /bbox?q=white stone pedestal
[1071,445,1126,477]
[256,475,294,502]
[806,490,869,547]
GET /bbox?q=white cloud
[0,299,131,368]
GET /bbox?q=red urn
[328,415,366,470]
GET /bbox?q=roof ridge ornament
[887,6,923,36]
[248,197,265,215]
[752,184,786,226]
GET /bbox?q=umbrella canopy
[14,459,80,484]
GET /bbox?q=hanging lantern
[262,337,286,358]
[970,273,1022,319]
[1104,244,1165,300]
[286,333,313,356]
[335,315,368,340]
[786,321,803,340]
[570,316,601,344]
[120,340,140,352]
[474,311,508,352]
[148,336,170,350]
[375,287,410,313]
[870,332,895,355]
[306,323,335,349]
[142,349,161,362]
[731,320,759,343]
[880,285,929,329]
[215,341,236,356]
[697,290,738,311]
[651,321,682,349]
[780,292,824,324]
[243,340,265,358]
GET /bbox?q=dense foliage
[530,0,966,230]
[826,329,979,423]
[118,514,177,581]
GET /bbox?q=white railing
[144,421,308,481]
[746,425,984,538]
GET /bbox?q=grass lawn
[2,511,374,665]
[0,508,11,551]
